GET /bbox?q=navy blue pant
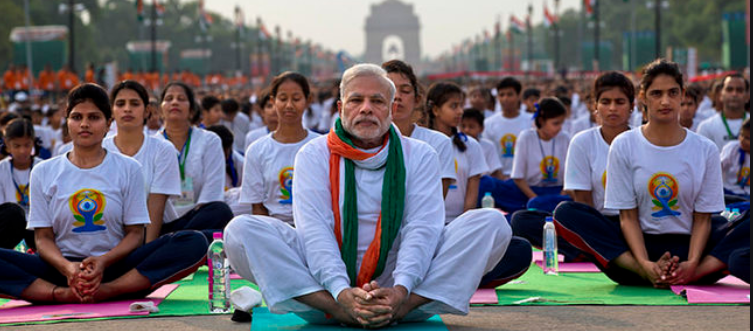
[553,201,730,286]
[510,207,614,262]
[162,201,234,241]
[720,218,750,284]
[0,203,35,250]
[478,176,571,213]
[479,237,533,288]
[0,230,208,299]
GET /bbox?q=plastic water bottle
[543,217,559,276]
[728,208,742,221]
[721,208,731,220]
[481,192,495,209]
[208,232,231,313]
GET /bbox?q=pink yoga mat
[470,289,498,304]
[534,261,601,273]
[0,284,179,324]
[531,251,564,263]
[670,276,750,304]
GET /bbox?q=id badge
[176,177,195,207]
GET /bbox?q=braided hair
[426,82,467,152]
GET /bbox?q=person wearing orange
[38,65,57,92]
[4,65,19,91]
[57,66,79,93]
[17,66,31,91]
[120,69,134,82]
[84,64,95,83]
[224,64,512,327]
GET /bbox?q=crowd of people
[0,57,748,328]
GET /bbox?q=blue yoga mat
[250,307,447,330]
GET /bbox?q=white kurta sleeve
[392,145,444,293]
[293,142,351,300]
[151,141,182,196]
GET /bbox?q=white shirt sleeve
[28,166,52,229]
[564,136,592,191]
[197,133,226,205]
[392,145,444,293]
[436,137,457,181]
[694,144,725,213]
[604,137,637,210]
[293,142,351,300]
[240,143,265,205]
[510,131,529,180]
[123,160,150,226]
[481,139,503,173]
[466,138,489,177]
[150,141,182,197]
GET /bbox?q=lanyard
[537,133,556,161]
[721,111,747,140]
[10,159,32,207]
[163,128,193,181]
[739,148,748,189]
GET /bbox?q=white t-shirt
[697,113,745,151]
[720,141,750,196]
[241,131,319,225]
[511,128,570,187]
[33,125,55,151]
[0,157,43,214]
[605,128,725,235]
[564,127,618,216]
[479,138,502,175]
[293,134,444,298]
[54,142,73,157]
[482,112,534,176]
[159,127,226,220]
[409,125,457,181]
[244,127,270,152]
[445,134,488,223]
[221,112,251,153]
[103,135,182,199]
[28,152,150,258]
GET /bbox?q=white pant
[224,208,511,319]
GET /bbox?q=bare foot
[392,294,431,322]
[53,287,84,304]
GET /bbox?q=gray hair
[339,64,396,104]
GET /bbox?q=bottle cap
[545,216,554,223]
[732,208,740,213]
[213,232,223,240]
[485,192,492,196]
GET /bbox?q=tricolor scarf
[327,119,406,288]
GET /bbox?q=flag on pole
[585,0,596,16]
[198,0,213,32]
[259,23,271,41]
[136,0,144,21]
[510,15,526,34]
[544,3,558,28]
[154,0,165,17]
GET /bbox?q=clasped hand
[338,281,408,329]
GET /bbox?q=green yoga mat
[251,307,447,331]
[478,263,720,306]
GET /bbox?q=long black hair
[426,82,467,152]
[1,118,41,157]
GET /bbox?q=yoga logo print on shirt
[278,167,294,205]
[70,189,107,233]
[500,134,516,158]
[540,156,560,183]
[648,173,681,218]
[449,159,459,190]
[15,184,29,207]
[737,167,750,188]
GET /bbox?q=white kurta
[224,133,511,319]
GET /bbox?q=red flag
[136,0,144,21]
[585,0,596,16]
[154,0,165,16]
[544,4,558,28]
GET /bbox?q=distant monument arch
[364,0,421,66]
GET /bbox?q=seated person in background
[224,64,513,328]
[0,84,207,304]
[460,108,503,178]
[720,117,750,209]
[514,72,635,262]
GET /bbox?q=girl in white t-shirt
[721,118,750,201]
[104,80,181,243]
[0,84,207,304]
[158,82,234,238]
[0,119,43,250]
[241,72,320,226]
[426,82,489,224]
[244,91,277,152]
[513,72,636,262]
[556,59,738,287]
[483,98,572,213]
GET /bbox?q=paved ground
[7,306,750,331]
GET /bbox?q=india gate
[364,0,422,66]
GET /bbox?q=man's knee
[459,209,512,243]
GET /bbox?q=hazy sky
[201,0,583,58]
